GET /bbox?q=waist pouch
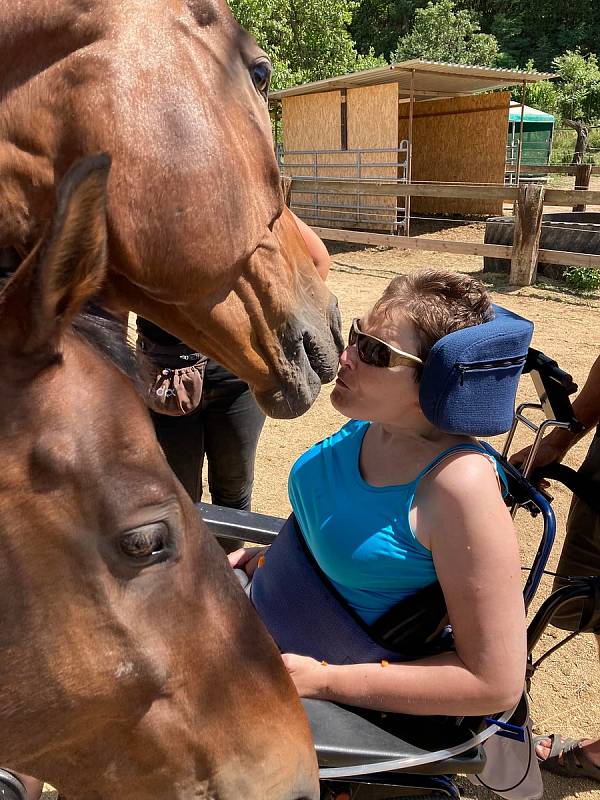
[251,515,451,665]
[137,335,208,417]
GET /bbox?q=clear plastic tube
[318,706,515,780]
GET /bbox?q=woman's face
[330,310,423,424]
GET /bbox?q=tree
[229,0,386,90]
[469,0,600,72]
[552,50,600,164]
[513,50,600,164]
[350,0,428,61]
[392,0,500,66]
[350,1,600,74]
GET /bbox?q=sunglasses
[348,318,423,369]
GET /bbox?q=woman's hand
[282,653,328,699]
[227,546,267,578]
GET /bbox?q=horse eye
[250,59,271,99]
[119,523,171,564]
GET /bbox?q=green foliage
[229,0,386,90]
[352,0,600,73]
[512,52,600,128]
[563,267,600,292]
[551,50,600,123]
[511,62,559,117]
[392,0,500,66]
[350,0,428,60]
[549,129,600,166]
[465,0,600,72]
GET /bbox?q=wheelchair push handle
[523,348,577,394]
[523,348,583,433]
[502,348,583,471]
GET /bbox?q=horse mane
[73,305,147,394]
[1,248,147,395]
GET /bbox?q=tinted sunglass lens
[358,335,390,368]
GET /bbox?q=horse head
[0,154,318,799]
[0,0,343,418]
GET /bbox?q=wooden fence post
[280,175,292,207]
[573,164,592,212]
[510,183,545,286]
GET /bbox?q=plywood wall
[398,91,510,216]
[282,93,341,151]
[281,86,400,231]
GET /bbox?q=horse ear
[0,154,112,355]
[36,153,112,336]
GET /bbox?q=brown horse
[0,0,342,419]
[0,156,319,799]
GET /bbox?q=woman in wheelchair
[230,268,532,718]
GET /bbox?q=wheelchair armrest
[197,502,285,546]
[303,698,486,776]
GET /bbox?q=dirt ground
[249,238,600,800]
[43,234,599,799]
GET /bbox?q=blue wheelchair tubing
[521,485,555,609]
[498,457,556,609]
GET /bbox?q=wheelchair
[200,343,600,800]
[3,312,598,800]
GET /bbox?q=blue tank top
[288,419,504,625]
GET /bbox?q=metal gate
[278,143,410,234]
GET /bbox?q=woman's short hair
[371,269,493,380]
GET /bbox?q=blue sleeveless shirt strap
[413,442,509,497]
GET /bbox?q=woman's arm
[283,454,526,716]
[289,211,331,281]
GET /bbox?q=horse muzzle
[256,295,343,419]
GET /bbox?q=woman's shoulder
[424,441,506,502]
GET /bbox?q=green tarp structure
[508,103,555,124]
[507,102,555,171]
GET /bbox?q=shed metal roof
[269,59,555,103]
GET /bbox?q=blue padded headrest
[419,304,533,437]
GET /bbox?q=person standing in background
[511,353,600,783]
[137,210,331,550]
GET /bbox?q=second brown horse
[0,156,319,799]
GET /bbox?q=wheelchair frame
[197,348,598,800]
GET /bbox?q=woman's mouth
[335,374,350,390]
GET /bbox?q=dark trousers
[151,361,266,512]
[552,428,600,630]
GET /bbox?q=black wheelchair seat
[303,699,486,776]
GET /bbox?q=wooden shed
[270,60,553,232]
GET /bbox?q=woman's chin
[330,385,351,415]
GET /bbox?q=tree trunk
[565,119,590,165]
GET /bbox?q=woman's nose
[339,345,357,368]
